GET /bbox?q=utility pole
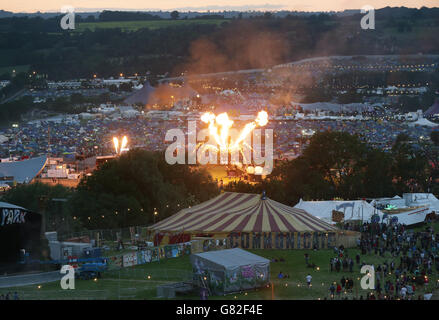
[52,198,68,235]
[47,126,51,156]
[39,197,68,238]
[38,195,49,238]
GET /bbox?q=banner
[123,252,137,267]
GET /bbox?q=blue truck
[76,261,108,280]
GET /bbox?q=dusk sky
[0,0,437,13]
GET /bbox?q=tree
[171,11,179,20]
[391,133,429,193]
[431,131,439,146]
[259,131,425,204]
[69,149,218,229]
[1,182,75,234]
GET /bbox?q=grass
[2,222,439,300]
[0,65,30,75]
[75,19,228,32]
[2,246,438,300]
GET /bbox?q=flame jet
[200,110,268,152]
[113,137,119,154]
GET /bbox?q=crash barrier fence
[0,268,194,300]
[106,267,193,283]
[0,270,62,288]
[57,225,151,243]
[106,243,192,270]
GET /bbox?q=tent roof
[149,192,338,233]
[294,199,382,224]
[192,248,269,269]
[123,81,155,105]
[408,118,438,127]
[0,201,25,210]
[0,156,47,183]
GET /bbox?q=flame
[113,137,119,154]
[200,112,215,124]
[200,110,268,153]
[255,110,268,126]
[215,113,234,149]
[121,136,128,152]
[113,136,129,154]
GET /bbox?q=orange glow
[200,110,269,153]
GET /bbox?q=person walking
[306,274,312,288]
[329,283,336,299]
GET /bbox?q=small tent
[191,248,270,295]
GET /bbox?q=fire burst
[113,136,129,154]
[200,110,269,153]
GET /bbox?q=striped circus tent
[149,192,338,234]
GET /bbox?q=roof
[425,98,439,117]
[0,156,47,183]
[373,193,439,212]
[0,201,25,210]
[408,118,438,128]
[192,248,269,269]
[123,82,155,105]
[149,192,338,233]
[294,199,382,224]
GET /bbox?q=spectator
[306,274,312,288]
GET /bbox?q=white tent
[408,118,438,127]
[372,194,439,213]
[294,199,382,224]
[0,135,8,144]
[404,193,439,212]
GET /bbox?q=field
[75,19,228,32]
[2,244,438,300]
[0,64,30,75]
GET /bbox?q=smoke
[147,83,198,106]
[179,21,290,75]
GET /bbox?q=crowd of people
[324,221,438,300]
[0,292,19,300]
[1,113,433,162]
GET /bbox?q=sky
[0,0,437,13]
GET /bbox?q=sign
[123,252,137,267]
[228,232,337,250]
[241,266,255,279]
[1,208,27,226]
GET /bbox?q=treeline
[0,7,438,80]
[225,131,439,206]
[99,11,162,21]
[1,150,220,231]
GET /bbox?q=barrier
[0,271,62,288]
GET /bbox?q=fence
[58,225,151,244]
[0,267,194,300]
[0,271,62,288]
